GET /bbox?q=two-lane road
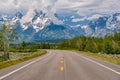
[0,50,120,80]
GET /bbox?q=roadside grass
[0,50,47,69]
[74,50,120,65]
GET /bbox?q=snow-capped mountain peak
[0,10,120,42]
[32,17,51,32]
[17,10,55,32]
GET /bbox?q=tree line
[58,32,120,54]
[11,41,51,52]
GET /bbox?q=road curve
[0,50,120,80]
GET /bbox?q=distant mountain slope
[0,10,120,42]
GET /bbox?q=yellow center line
[60,56,65,71]
[60,66,64,71]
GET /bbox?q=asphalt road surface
[0,50,120,80]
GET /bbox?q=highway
[0,50,120,80]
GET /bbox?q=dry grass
[0,50,47,69]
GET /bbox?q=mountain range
[0,10,120,42]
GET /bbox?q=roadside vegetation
[0,24,47,69]
[74,51,120,65]
[0,24,17,60]
[58,32,120,54]
[0,50,46,69]
[57,32,120,65]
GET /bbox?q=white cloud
[72,14,104,22]
[72,18,81,22]
[20,9,35,24]
[87,14,103,20]
[72,18,86,22]
[76,0,120,16]
[0,0,120,16]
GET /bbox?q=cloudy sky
[0,0,120,16]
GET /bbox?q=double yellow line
[60,56,64,71]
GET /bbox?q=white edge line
[75,53,120,75]
[0,51,51,80]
